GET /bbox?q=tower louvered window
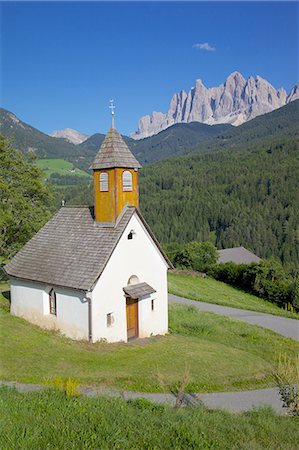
[122,170,132,191]
[100,172,109,191]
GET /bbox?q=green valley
[36,158,90,178]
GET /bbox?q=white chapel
[5,112,171,342]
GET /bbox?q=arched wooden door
[126,297,138,339]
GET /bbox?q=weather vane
[109,99,115,129]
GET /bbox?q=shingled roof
[218,247,261,264]
[4,205,171,291]
[123,282,156,299]
[90,127,141,170]
[4,206,136,291]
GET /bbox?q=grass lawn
[1,282,298,393]
[168,271,299,319]
[36,158,90,178]
[1,388,299,450]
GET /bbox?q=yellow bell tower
[90,102,141,224]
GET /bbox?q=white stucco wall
[91,212,169,343]
[10,278,89,340]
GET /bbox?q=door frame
[126,297,139,340]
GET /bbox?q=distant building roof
[218,247,261,264]
[90,127,141,170]
[4,205,171,291]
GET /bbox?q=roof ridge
[63,205,91,209]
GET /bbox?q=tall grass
[1,387,298,450]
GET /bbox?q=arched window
[100,172,109,191]
[128,275,139,285]
[49,289,57,315]
[122,170,132,192]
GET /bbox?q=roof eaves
[5,274,89,293]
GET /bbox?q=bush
[273,354,299,416]
[171,241,218,272]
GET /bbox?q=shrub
[172,241,218,272]
[273,355,299,416]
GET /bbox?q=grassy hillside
[1,283,298,393]
[1,388,299,449]
[168,272,298,319]
[36,159,90,178]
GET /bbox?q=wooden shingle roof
[4,205,135,291]
[5,205,172,291]
[90,127,141,170]
[123,282,156,299]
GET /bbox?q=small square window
[107,312,115,327]
[151,299,155,311]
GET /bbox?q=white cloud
[193,42,216,52]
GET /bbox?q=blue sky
[1,1,298,136]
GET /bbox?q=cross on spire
[109,99,115,129]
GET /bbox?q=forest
[58,132,299,269]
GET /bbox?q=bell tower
[90,101,141,224]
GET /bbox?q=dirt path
[0,381,286,414]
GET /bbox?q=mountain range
[0,108,94,160]
[0,107,233,167]
[131,71,299,139]
[50,128,90,144]
[1,100,298,267]
[1,99,298,168]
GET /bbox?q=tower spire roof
[90,127,141,170]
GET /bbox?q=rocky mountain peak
[131,72,298,139]
[50,128,90,145]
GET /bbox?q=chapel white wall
[10,278,89,340]
[91,213,169,343]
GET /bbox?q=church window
[49,289,57,315]
[128,275,139,285]
[122,170,132,191]
[107,312,115,327]
[151,299,155,311]
[100,172,109,191]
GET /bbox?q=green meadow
[1,283,298,393]
[36,158,90,178]
[168,271,299,319]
